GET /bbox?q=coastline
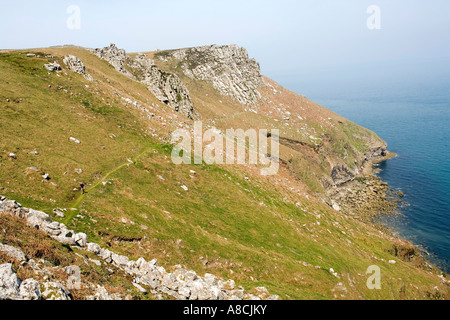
[330,150,445,274]
[361,150,398,175]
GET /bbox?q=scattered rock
[25,167,39,173]
[0,244,27,262]
[19,279,41,300]
[69,137,81,144]
[63,55,93,81]
[74,232,88,247]
[53,209,65,218]
[133,282,147,293]
[44,62,61,72]
[0,263,21,300]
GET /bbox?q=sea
[288,79,450,273]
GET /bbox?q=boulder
[44,62,61,71]
[69,137,81,144]
[132,282,147,294]
[41,281,70,300]
[19,279,41,300]
[86,242,101,254]
[178,285,191,299]
[63,55,93,82]
[0,244,27,262]
[86,285,121,300]
[25,209,52,229]
[74,232,88,247]
[99,249,112,263]
[111,253,129,267]
[0,263,21,300]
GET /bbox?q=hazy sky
[1,0,449,97]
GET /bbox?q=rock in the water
[53,208,65,218]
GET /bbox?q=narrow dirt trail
[62,145,156,225]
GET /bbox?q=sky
[1,0,449,98]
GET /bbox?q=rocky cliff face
[63,55,94,81]
[91,44,194,118]
[157,44,263,106]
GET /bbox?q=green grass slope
[0,48,448,300]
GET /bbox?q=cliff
[92,44,194,118]
[156,44,263,106]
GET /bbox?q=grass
[0,47,448,300]
[0,213,149,300]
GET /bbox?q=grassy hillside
[0,47,448,299]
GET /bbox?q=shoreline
[330,150,446,274]
[361,150,398,176]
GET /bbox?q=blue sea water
[300,82,450,273]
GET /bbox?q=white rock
[69,137,81,144]
[86,242,101,254]
[41,281,70,300]
[133,282,147,293]
[19,279,41,300]
[74,232,88,247]
[0,244,26,262]
[0,263,21,300]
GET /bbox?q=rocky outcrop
[91,44,134,77]
[91,44,194,118]
[63,55,93,81]
[0,263,22,299]
[331,165,355,186]
[0,195,278,300]
[44,62,61,72]
[0,244,26,262]
[0,263,43,300]
[158,44,263,106]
